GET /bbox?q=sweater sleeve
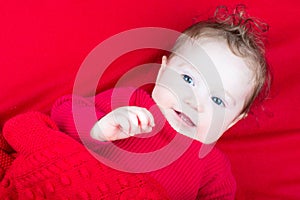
[51,94,102,143]
[50,88,119,143]
[51,87,148,143]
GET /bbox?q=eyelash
[182,74,225,107]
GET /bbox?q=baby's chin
[166,119,218,144]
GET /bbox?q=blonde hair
[171,5,271,114]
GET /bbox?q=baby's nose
[184,97,204,113]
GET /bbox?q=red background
[0,0,299,199]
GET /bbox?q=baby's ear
[156,55,168,80]
[227,113,247,130]
[161,55,167,70]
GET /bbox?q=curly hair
[171,4,271,114]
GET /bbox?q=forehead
[171,37,255,104]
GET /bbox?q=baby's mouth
[174,110,196,127]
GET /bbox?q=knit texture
[0,111,170,199]
[51,87,237,199]
[0,134,15,171]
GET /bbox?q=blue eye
[211,96,225,107]
[182,74,194,86]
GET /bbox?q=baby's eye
[211,96,225,107]
[182,74,194,86]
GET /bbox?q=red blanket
[0,112,169,199]
[0,1,299,199]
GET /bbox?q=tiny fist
[90,124,101,140]
[145,126,153,133]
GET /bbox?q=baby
[51,5,270,199]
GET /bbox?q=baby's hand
[90,106,155,141]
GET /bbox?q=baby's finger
[137,108,155,128]
[126,111,140,136]
[133,108,151,131]
[143,126,153,133]
[112,112,131,136]
[144,109,155,127]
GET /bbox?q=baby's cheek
[196,120,209,135]
[153,86,177,106]
[195,113,214,141]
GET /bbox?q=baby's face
[152,38,254,144]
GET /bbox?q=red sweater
[51,87,236,199]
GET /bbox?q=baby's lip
[173,109,196,127]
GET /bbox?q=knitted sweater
[51,87,236,200]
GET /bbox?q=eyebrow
[183,63,237,106]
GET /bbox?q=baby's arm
[51,94,105,143]
[90,106,155,141]
[51,87,155,143]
